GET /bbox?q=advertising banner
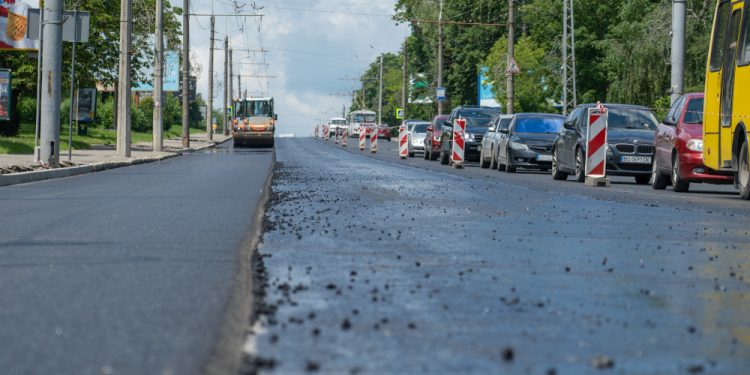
[478,67,501,108]
[0,69,10,121]
[0,1,40,51]
[76,88,97,123]
[133,51,180,92]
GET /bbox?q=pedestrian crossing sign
[396,108,404,119]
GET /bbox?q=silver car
[480,115,514,168]
[408,122,430,157]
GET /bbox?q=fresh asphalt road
[246,137,750,374]
[0,143,272,375]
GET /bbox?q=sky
[175,0,408,137]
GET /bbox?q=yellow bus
[704,0,750,198]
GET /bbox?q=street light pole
[378,54,383,125]
[670,0,686,105]
[181,0,190,148]
[207,16,214,140]
[506,0,515,115]
[153,0,164,152]
[116,0,132,158]
[39,0,63,166]
[223,37,229,135]
[402,40,407,121]
[437,0,444,116]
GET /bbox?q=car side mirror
[443,121,452,128]
[426,126,433,132]
[563,121,575,130]
[488,127,496,132]
[662,117,676,126]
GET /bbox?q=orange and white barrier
[323,125,329,141]
[586,104,608,178]
[451,118,466,168]
[342,128,348,147]
[399,124,408,159]
[334,128,340,144]
[359,127,366,151]
[370,127,378,154]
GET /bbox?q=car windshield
[683,98,704,124]
[514,117,563,133]
[460,110,499,127]
[606,108,658,130]
[331,120,347,125]
[412,124,428,133]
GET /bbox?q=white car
[328,117,348,137]
[408,121,431,157]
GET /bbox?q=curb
[0,138,231,188]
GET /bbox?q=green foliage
[17,97,36,124]
[96,96,115,129]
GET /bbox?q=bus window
[741,2,750,65]
[710,2,732,71]
[721,10,743,127]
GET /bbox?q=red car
[652,93,733,192]
[423,115,449,161]
[365,125,391,140]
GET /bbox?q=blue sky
[183,0,407,136]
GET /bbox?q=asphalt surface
[0,142,273,375]
[247,137,750,374]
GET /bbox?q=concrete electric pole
[181,0,190,148]
[117,0,132,158]
[506,0,515,115]
[39,0,63,166]
[229,49,233,115]
[562,0,577,116]
[223,37,229,135]
[378,54,383,125]
[153,0,164,152]
[670,0,686,105]
[207,16,215,140]
[437,0,444,116]
[402,40,407,122]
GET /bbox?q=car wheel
[480,149,490,168]
[551,148,569,180]
[671,153,690,192]
[440,150,449,165]
[505,151,516,173]
[651,161,668,190]
[409,152,414,158]
[423,149,429,160]
[574,147,586,182]
[430,149,439,161]
[634,175,650,185]
[739,142,750,200]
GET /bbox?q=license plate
[536,154,553,162]
[621,156,652,164]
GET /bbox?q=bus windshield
[352,114,376,123]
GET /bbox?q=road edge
[0,137,232,188]
[202,147,276,375]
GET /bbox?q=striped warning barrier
[399,123,408,159]
[370,126,378,154]
[585,105,608,178]
[359,127,366,151]
[323,125,329,141]
[451,118,466,168]
[342,128,348,147]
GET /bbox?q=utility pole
[562,0,577,116]
[506,0,515,115]
[117,0,132,158]
[207,16,214,140]
[153,0,164,152]
[670,0,686,105]
[67,8,78,162]
[181,0,190,148]
[402,40,407,121]
[229,49,233,116]
[437,0,444,116]
[378,54,383,125]
[237,74,242,101]
[223,37,229,135]
[39,0,63,166]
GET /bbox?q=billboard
[0,69,10,121]
[0,1,40,51]
[76,88,97,123]
[478,67,501,108]
[133,51,180,92]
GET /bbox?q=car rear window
[607,108,658,130]
[514,117,563,133]
[412,124,428,132]
[683,98,704,124]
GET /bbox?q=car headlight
[686,139,703,152]
[606,144,613,156]
[465,133,475,142]
[509,141,529,151]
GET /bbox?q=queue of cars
[403,96,733,192]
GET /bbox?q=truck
[232,97,277,148]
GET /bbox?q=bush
[17,96,36,124]
[96,97,115,129]
[131,104,149,133]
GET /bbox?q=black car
[494,113,565,173]
[439,106,501,165]
[551,103,658,184]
